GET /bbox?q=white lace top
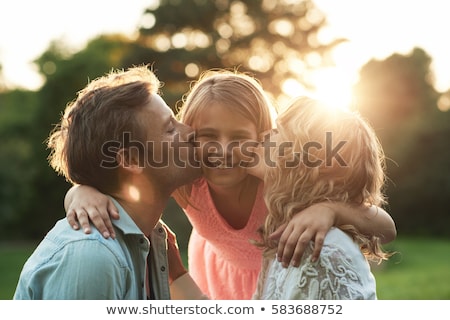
[253,228,377,300]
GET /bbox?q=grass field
[1,236,449,300]
[373,236,450,299]
[0,242,37,300]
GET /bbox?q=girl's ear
[116,148,143,174]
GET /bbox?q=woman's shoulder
[321,227,364,258]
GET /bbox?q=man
[14,66,205,299]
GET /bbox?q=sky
[0,0,152,89]
[1,0,449,106]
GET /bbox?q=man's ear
[116,148,143,174]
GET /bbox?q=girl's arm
[65,185,191,239]
[65,184,119,238]
[274,202,396,267]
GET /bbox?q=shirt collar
[108,196,144,236]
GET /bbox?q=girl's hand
[163,223,187,284]
[271,201,396,267]
[271,203,335,267]
[65,185,119,239]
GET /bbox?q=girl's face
[193,103,258,189]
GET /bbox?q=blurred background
[0,0,449,299]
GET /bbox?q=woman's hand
[271,203,335,267]
[65,185,119,238]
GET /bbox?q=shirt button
[139,238,144,244]
[158,228,164,233]
[160,266,166,272]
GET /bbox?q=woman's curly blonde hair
[259,96,391,263]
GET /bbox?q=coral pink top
[185,178,267,300]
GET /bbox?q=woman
[251,96,393,299]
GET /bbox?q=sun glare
[281,41,359,112]
[308,67,354,110]
[281,67,355,112]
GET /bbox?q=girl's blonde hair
[177,69,275,132]
[174,69,276,203]
[260,96,390,263]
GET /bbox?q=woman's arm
[274,202,396,267]
[64,184,119,238]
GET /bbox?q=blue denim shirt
[13,198,171,300]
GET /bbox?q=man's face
[141,94,201,189]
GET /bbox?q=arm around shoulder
[332,203,397,244]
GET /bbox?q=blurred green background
[1,0,449,299]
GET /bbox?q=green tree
[122,0,343,109]
[0,89,37,239]
[354,48,450,237]
[1,36,134,240]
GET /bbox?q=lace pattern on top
[256,237,376,300]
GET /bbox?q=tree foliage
[354,48,450,237]
[0,35,135,239]
[0,90,37,238]
[125,0,343,108]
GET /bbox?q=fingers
[103,199,119,239]
[275,224,298,268]
[269,223,288,265]
[272,220,327,267]
[67,209,80,230]
[67,206,116,239]
[289,231,314,267]
[279,230,311,268]
[310,232,325,263]
[107,200,120,220]
[276,231,325,267]
[99,208,115,239]
[86,206,112,239]
[268,224,285,241]
[274,224,321,267]
[74,209,92,234]
[91,199,119,239]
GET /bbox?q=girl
[251,97,392,299]
[65,70,396,299]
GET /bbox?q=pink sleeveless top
[185,178,267,300]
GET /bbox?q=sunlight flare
[128,185,141,202]
[308,67,354,110]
